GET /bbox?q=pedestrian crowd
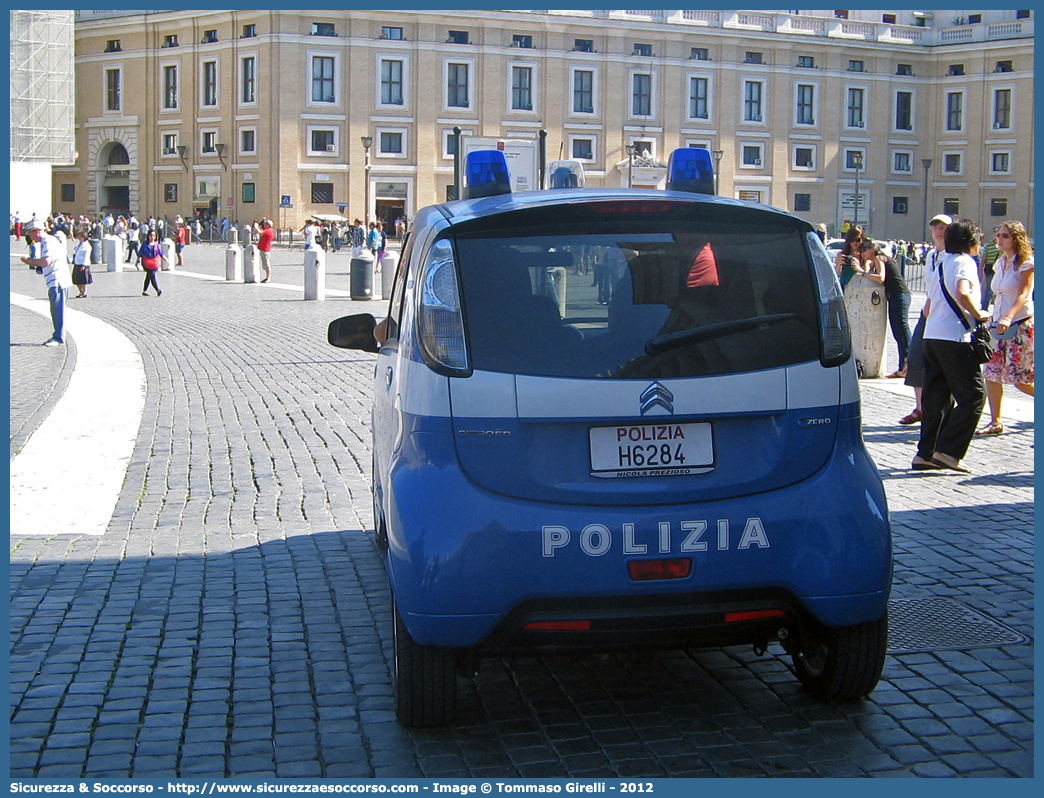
[835,213,1034,474]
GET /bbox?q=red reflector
[724,609,786,624]
[579,200,679,215]
[524,621,591,631]
[628,558,692,581]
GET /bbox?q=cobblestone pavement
[9,244,1033,778]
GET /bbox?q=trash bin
[89,238,102,264]
[350,250,374,300]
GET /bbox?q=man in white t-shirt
[21,219,74,346]
[302,219,318,250]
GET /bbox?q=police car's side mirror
[328,314,379,353]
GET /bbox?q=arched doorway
[101,142,131,217]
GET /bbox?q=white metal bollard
[304,248,325,301]
[844,275,888,378]
[102,236,122,273]
[243,245,258,283]
[225,244,243,282]
[379,250,398,302]
[160,238,176,271]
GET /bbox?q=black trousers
[142,270,161,294]
[917,338,986,461]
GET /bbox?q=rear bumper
[384,416,891,649]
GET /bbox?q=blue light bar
[546,159,586,189]
[666,147,715,195]
[462,150,512,199]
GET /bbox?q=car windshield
[452,211,820,379]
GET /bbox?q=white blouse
[990,254,1034,323]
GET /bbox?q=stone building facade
[57,9,1034,239]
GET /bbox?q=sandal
[899,409,922,425]
[976,422,1004,436]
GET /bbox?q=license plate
[589,422,713,478]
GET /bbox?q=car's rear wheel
[372,455,387,551]
[791,612,888,700]
[392,595,457,727]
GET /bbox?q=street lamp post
[361,136,373,226]
[851,151,863,229]
[712,148,724,195]
[625,143,635,188]
[921,158,933,240]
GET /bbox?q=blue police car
[329,149,892,727]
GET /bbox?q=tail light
[417,238,470,376]
[807,232,851,367]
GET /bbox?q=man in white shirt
[21,219,74,346]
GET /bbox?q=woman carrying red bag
[138,229,166,296]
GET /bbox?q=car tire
[392,595,457,727]
[791,612,888,700]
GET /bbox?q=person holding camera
[20,219,73,346]
[834,225,870,288]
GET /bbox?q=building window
[162,133,178,155]
[797,55,815,69]
[847,60,864,72]
[512,34,532,48]
[632,140,653,158]
[202,131,216,153]
[242,183,255,203]
[105,39,121,53]
[202,61,217,106]
[164,183,178,203]
[381,59,403,105]
[896,64,912,76]
[310,129,335,153]
[968,14,982,23]
[201,29,218,44]
[944,153,962,174]
[991,198,1008,217]
[893,152,911,173]
[311,183,334,204]
[690,47,708,60]
[311,22,336,37]
[744,51,762,65]
[846,87,865,128]
[379,131,403,155]
[447,30,469,44]
[60,184,75,203]
[105,68,121,112]
[240,129,256,154]
[689,77,708,120]
[162,34,178,48]
[793,193,811,212]
[382,26,403,40]
[742,145,763,167]
[443,128,473,159]
[631,73,652,116]
[447,62,469,107]
[242,24,256,38]
[943,198,960,216]
[573,69,594,113]
[633,43,652,57]
[995,60,1013,73]
[743,81,763,122]
[511,66,533,111]
[796,84,815,125]
[882,14,897,24]
[895,91,912,130]
[993,89,1012,129]
[794,147,814,169]
[946,92,963,131]
[163,65,178,109]
[241,56,256,104]
[572,138,593,160]
[311,56,335,103]
[948,64,965,76]
[893,197,909,214]
[574,38,593,52]
[991,152,1011,173]
[1015,10,1030,19]
[844,149,865,170]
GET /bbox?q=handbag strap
[937,256,973,332]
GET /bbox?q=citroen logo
[640,382,674,416]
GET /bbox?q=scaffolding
[10,10,75,164]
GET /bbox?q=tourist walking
[977,220,1034,435]
[138,230,166,297]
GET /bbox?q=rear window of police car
[453,214,820,379]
